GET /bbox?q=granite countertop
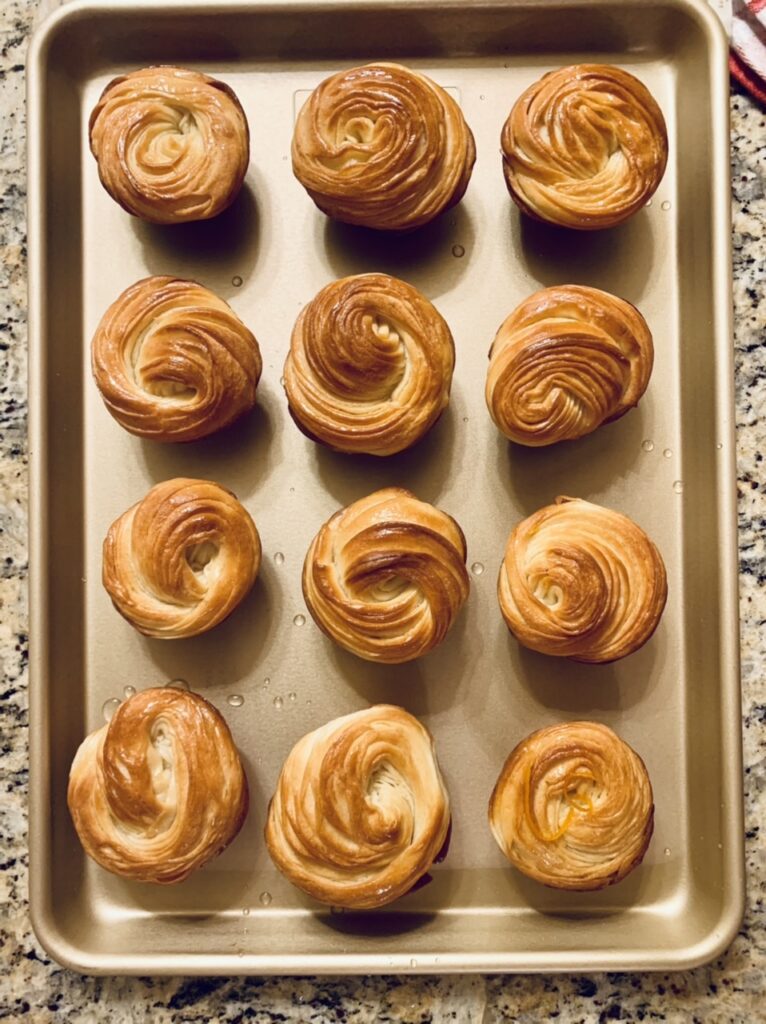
[1,1,765,1020]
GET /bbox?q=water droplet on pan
[166,678,189,691]
[641,439,654,452]
[288,692,297,703]
[259,891,272,906]
[227,694,244,707]
[661,200,671,211]
[672,480,684,494]
[123,685,136,698]
[663,448,672,459]
[471,562,485,576]
[274,552,285,565]
[293,613,306,627]
[231,275,243,287]
[273,696,284,709]
[103,697,121,722]
[451,244,465,258]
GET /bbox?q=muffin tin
[28,0,742,974]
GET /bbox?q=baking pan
[27,0,743,974]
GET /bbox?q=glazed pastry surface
[501,64,667,229]
[489,720,654,890]
[292,62,475,230]
[103,478,261,639]
[265,704,451,908]
[92,276,262,442]
[486,285,653,446]
[498,497,667,662]
[89,66,249,223]
[68,687,248,883]
[284,273,455,455]
[303,487,470,663]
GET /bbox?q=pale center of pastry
[186,541,219,574]
[371,319,400,345]
[342,116,375,145]
[533,577,563,608]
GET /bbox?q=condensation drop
[280,376,286,387]
[262,677,271,688]
[227,694,245,707]
[471,562,485,576]
[293,613,306,627]
[306,699,312,706]
[673,480,684,494]
[462,416,469,423]
[259,891,272,906]
[410,958,418,968]
[716,442,723,450]
[641,439,654,452]
[273,695,284,709]
[288,692,297,703]
[123,685,136,698]
[451,244,465,258]
[646,198,653,207]
[102,697,121,722]
[663,448,672,459]
[238,951,245,959]
[166,678,189,690]
[661,200,671,211]
[274,552,285,565]
[231,275,243,287]
[479,94,485,101]
[289,486,295,493]
[242,907,250,917]
[664,847,671,856]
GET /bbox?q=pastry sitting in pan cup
[292,62,475,231]
[501,64,667,229]
[89,66,249,223]
[103,478,261,639]
[489,721,654,890]
[92,276,262,442]
[302,487,470,663]
[284,273,455,455]
[486,285,653,447]
[68,687,248,883]
[498,497,667,663]
[265,705,451,908]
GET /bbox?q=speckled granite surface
[1,1,765,1020]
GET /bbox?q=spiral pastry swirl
[265,705,450,908]
[498,497,667,663]
[284,274,455,455]
[489,721,654,890]
[486,285,653,446]
[92,277,262,442]
[89,66,249,223]
[303,488,469,663]
[68,687,248,884]
[501,64,667,229]
[103,478,261,639]
[292,62,476,230]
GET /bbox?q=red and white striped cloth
[732,0,766,104]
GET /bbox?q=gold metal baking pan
[27,0,743,974]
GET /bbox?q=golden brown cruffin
[92,276,262,442]
[501,64,668,229]
[265,704,450,908]
[292,62,475,230]
[103,478,261,639]
[89,66,249,223]
[498,497,667,662]
[486,285,653,446]
[489,721,654,890]
[284,273,455,455]
[68,687,248,883]
[303,487,470,663]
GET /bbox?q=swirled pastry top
[68,687,248,883]
[89,66,249,223]
[103,478,261,639]
[501,64,668,229]
[265,704,450,908]
[486,285,653,446]
[92,276,262,442]
[303,487,469,663]
[498,497,667,663]
[284,274,455,455]
[292,62,476,230]
[489,721,654,890]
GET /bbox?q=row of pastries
[69,691,654,901]
[92,274,655,452]
[68,57,671,904]
[89,62,667,231]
